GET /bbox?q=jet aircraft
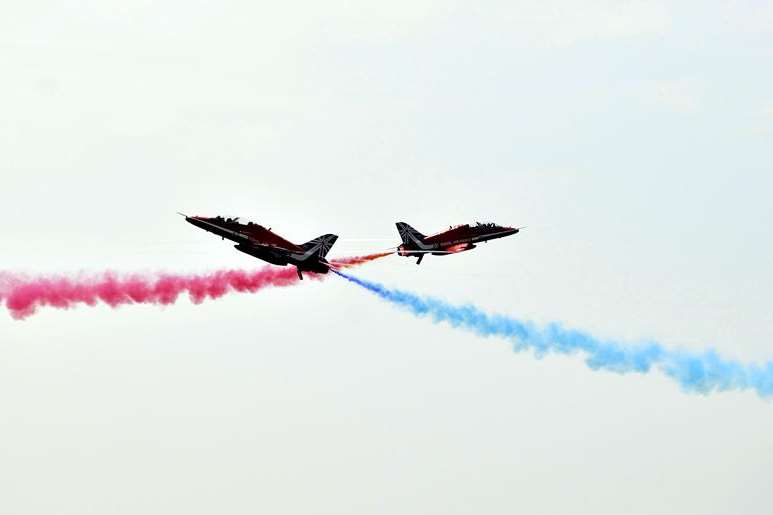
[396,221,519,264]
[181,214,338,279]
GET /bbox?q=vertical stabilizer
[300,234,338,259]
[395,222,426,246]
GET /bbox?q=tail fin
[300,234,338,259]
[396,222,425,246]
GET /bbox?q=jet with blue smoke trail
[332,270,773,398]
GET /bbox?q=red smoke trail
[330,251,393,268]
[1,252,391,320]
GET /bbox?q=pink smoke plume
[0,252,391,320]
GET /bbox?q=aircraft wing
[244,242,285,252]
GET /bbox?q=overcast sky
[2,2,773,514]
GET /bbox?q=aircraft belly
[294,258,330,274]
[234,244,289,266]
[261,255,290,266]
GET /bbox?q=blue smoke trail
[333,270,773,398]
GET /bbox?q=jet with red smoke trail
[182,214,337,279]
[0,252,391,319]
[395,221,520,264]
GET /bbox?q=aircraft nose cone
[185,216,206,230]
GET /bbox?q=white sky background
[2,1,773,513]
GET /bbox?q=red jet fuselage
[396,221,519,264]
[183,215,337,278]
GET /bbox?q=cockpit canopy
[212,215,240,224]
[209,216,267,229]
